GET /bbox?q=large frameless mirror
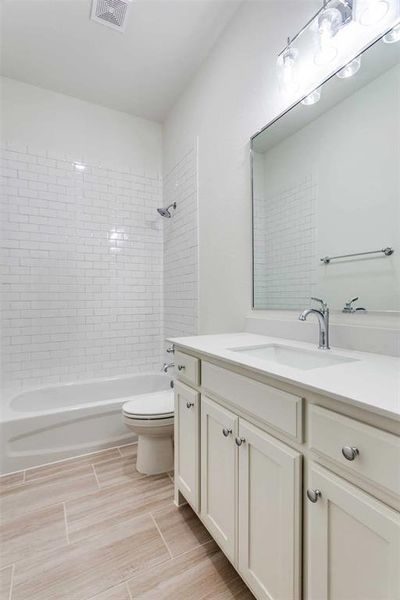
[251,32,400,312]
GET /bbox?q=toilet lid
[123,390,174,418]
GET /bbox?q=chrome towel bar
[320,247,394,265]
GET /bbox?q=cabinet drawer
[309,405,400,496]
[202,361,303,441]
[175,351,200,387]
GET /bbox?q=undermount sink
[228,344,359,371]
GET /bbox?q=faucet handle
[311,297,328,310]
[343,297,365,313]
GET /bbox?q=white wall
[1,77,162,177]
[1,78,164,394]
[163,0,321,334]
[163,0,399,333]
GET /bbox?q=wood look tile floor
[0,444,254,600]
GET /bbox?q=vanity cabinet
[307,464,400,600]
[200,395,301,599]
[174,381,200,511]
[173,348,400,600]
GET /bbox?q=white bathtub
[0,373,171,475]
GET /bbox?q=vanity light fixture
[336,55,362,77]
[277,0,353,90]
[383,22,400,41]
[358,0,389,25]
[301,87,322,105]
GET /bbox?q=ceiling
[0,0,241,122]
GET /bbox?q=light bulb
[383,23,400,43]
[359,0,389,25]
[318,6,343,40]
[301,87,322,106]
[336,56,362,78]
[277,44,299,92]
[73,162,86,171]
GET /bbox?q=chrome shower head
[157,202,176,218]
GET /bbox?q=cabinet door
[307,463,400,600]
[201,395,238,563]
[238,420,302,600]
[174,381,200,511]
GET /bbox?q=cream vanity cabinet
[200,394,301,598]
[173,349,400,600]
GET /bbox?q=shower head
[157,202,176,218]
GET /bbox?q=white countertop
[168,333,400,421]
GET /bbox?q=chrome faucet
[162,362,175,373]
[299,297,330,350]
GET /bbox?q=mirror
[252,34,400,312]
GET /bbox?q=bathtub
[0,373,171,475]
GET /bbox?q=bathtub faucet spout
[162,362,175,374]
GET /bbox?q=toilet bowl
[122,390,174,475]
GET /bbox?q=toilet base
[136,433,174,475]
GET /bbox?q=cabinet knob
[222,428,232,437]
[186,401,194,409]
[177,365,186,371]
[235,437,246,447]
[307,489,322,503]
[342,446,359,461]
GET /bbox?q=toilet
[122,390,174,475]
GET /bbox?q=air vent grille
[91,0,129,32]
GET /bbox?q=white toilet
[122,390,174,475]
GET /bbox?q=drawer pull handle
[307,489,322,503]
[342,446,359,461]
[186,401,194,409]
[177,365,186,371]
[235,437,246,447]
[222,428,232,437]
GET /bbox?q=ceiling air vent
[91,0,130,32]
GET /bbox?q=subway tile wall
[163,144,198,344]
[253,175,317,309]
[1,143,164,394]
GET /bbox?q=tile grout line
[125,581,133,600]
[150,513,174,560]
[91,464,101,490]
[8,563,15,600]
[122,539,217,594]
[165,537,215,562]
[62,502,70,545]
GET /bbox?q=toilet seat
[122,390,174,421]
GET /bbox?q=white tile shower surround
[253,175,317,310]
[163,144,199,343]
[1,142,164,394]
